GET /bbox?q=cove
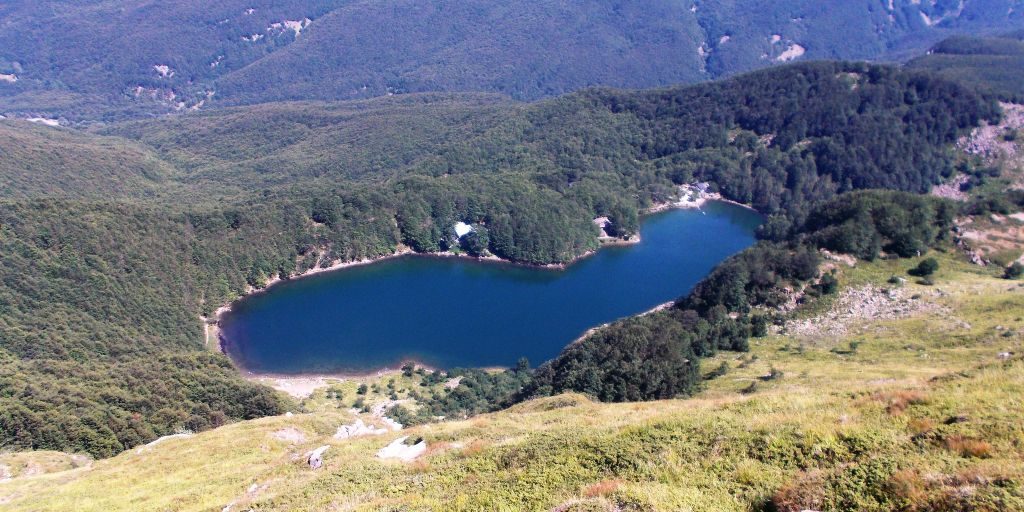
[220,201,762,375]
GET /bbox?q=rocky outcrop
[782,285,958,339]
[307,445,329,469]
[376,436,426,461]
[334,418,391,439]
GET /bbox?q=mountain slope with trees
[0,62,1000,456]
[908,30,1024,101]
[1,0,1020,122]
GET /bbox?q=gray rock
[307,445,329,469]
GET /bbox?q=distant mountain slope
[1,0,1021,121]
[907,31,1024,101]
[0,0,341,121]
[212,0,709,104]
[99,94,516,194]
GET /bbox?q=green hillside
[98,94,517,196]
[908,31,1024,101]
[0,121,179,200]
[1,0,1021,121]
[0,4,1022,508]
[0,62,1002,458]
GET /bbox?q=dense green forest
[1,0,1020,121]
[908,31,1024,102]
[0,61,1000,456]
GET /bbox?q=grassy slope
[2,251,1021,511]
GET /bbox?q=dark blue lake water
[220,201,762,374]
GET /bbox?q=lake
[219,201,762,374]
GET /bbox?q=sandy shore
[246,361,446,398]
[262,377,335,399]
[646,191,758,215]
[646,194,709,214]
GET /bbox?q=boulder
[376,436,427,461]
[307,445,329,469]
[334,418,389,439]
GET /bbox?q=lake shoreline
[211,197,758,379]
[241,298,679,397]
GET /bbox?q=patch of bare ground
[960,102,1023,162]
[820,249,857,268]
[961,102,1024,190]
[781,285,958,340]
[260,377,333,399]
[955,213,1024,266]
[270,427,306,444]
[930,174,970,201]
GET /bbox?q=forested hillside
[1,0,1020,121]
[0,122,177,200]
[908,30,1024,101]
[0,62,1000,456]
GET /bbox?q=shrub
[401,363,415,377]
[885,469,929,506]
[873,390,928,415]
[705,361,730,380]
[943,435,993,458]
[751,315,770,337]
[819,273,839,294]
[771,470,827,512]
[582,479,623,498]
[1005,262,1024,280]
[909,258,939,277]
[831,340,862,355]
[762,367,784,381]
[906,418,935,435]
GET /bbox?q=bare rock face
[334,418,391,439]
[307,445,329,469]
[376,436,427,461]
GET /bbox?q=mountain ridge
[1,0,1021,122]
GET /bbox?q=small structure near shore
[593,217,612,238]
[453,222,474,238]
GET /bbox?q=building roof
[453,222,474,238]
